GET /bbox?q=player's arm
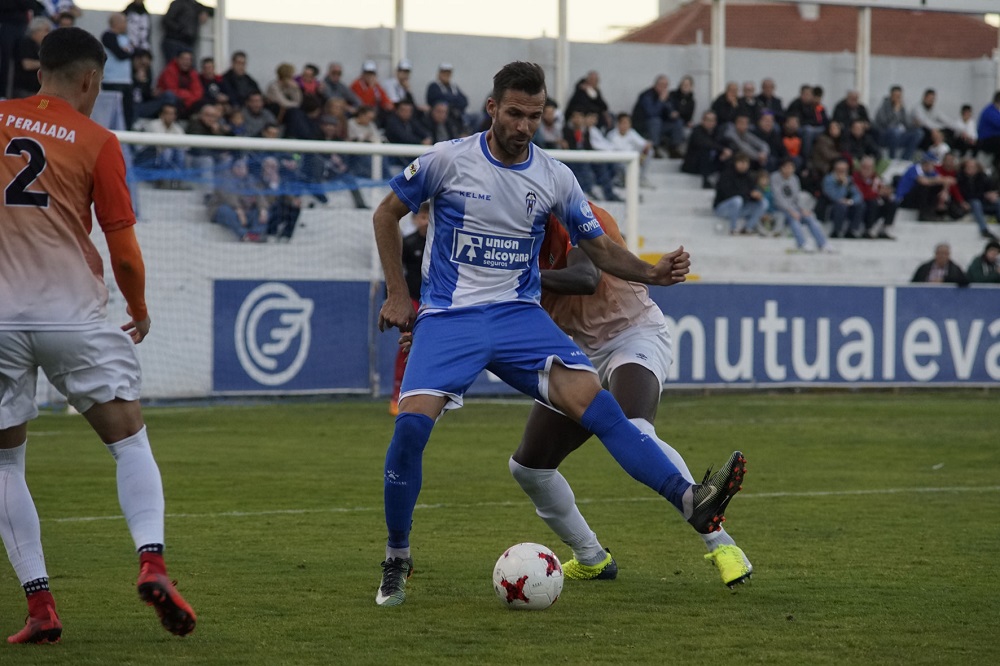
[106,227,150,343]
[577,234,690,287]
[374,191,418,331]
[92,135,151,342]
[541,248,602,295]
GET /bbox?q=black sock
[23,577,49,596]
[138,543,164,555]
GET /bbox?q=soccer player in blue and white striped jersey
[372,61,746,607]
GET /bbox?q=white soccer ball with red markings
[492,542,563,610]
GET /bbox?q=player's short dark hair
[39,27,106,76]
[491,61,546,104]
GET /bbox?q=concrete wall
[76,10,996,121]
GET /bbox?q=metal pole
[711,0,726,97]
[393,0,406,70]
[995,21,1000,92]
[625,153,640,255]
[856,7,871,108]
[556,0,569,108]
[213,0,228,68]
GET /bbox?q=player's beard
[492,121,530,163]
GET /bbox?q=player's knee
[390,413,435,456]
[509,457,555,492]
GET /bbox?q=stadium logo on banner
[234,282,314,386]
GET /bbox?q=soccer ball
[492,542,563,610]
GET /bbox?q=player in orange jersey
[0,28,195,644]
[508,204,753,588]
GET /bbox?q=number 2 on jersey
[4,137,50,208]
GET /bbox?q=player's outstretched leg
[508,459,617,581]
[575,389,692,509]
[104,425,196,635]
[628,418,753,587]
[0,441,62,644]
[377,412,434,606]
[684,450,748,536]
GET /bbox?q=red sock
[140,551,167,576]
[26,590,57,617]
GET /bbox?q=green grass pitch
[2,391,998,665]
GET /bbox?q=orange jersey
[539,204,663,354]
[0,95,137,329]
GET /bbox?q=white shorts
[584,323,674,390]
[0,324,142,429]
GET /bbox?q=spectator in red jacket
[156,49,203,118]
[351,60,394,123]
[852,156,897,239]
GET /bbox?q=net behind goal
[73,133,641,401]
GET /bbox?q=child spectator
[957,158,1000,241]
[966,240,1000,283]
[210,160,268,242]
[260,157,302,242]
[770,158,831,252]
[821,158,864,238]
[297,63,321,98]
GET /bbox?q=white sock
[0,442,48,585]
[508,458,606,566]
[629,418,740,550]
[105,426,165,551]
[386,546,411,561]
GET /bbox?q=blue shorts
[400,302,595,411]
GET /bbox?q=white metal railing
[114,131,642,253]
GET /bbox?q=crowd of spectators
[668,77,1000,249]
[911,240,1000,284]
[2,1,999,249]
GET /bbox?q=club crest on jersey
[404,158,420,180]
[581,199,595,219]
[525,191,537,219]
[452,231,535,271]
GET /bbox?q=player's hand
[122,308,151,344]
[399,331,413,355]
[649,246,690,286]
[378,293,416,332]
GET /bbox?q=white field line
[41,485,1000,524]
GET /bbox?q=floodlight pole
[393,0,406,71]
[711,0,726,97]
[856,6,871,107]
[556,0,569,109]
[213,0,228,67]
[995,22,1000,91]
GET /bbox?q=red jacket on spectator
[157,58,204,112]
[935,164,965,204]
[350,78,393,113]
[853,170,883,202]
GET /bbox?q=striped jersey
[389,132,604,310]
[0,95,136,330]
